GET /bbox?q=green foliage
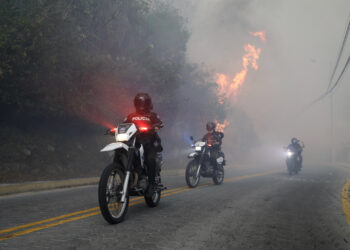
[0,0,224,126]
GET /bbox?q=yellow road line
[0,171,275,242]
[342,178,350,226]
[0,199,145,241]
[224,171,278,183]
[0,188,195,241]
[0,206,100,235]
[0,186,188,235]
[335,165,350,226]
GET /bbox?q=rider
[288,137,304,167]
[202,122,225,167]
[123,93,163,194]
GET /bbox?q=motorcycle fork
[121,138,136,203]
[196,155,203,177]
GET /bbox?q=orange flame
[250,31,266,43]
[215,120,230,133]
[216,43,261,103]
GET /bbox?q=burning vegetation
[213,31,266,133]
[215,31,265,104]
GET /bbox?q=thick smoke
[171,0,350,166]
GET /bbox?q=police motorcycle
[98,123,165,224]
[284,147,301,175]
[185,136,225,188]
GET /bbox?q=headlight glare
[287,151,294,157]
[116,133,128,142]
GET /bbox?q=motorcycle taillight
[139,127,149,132]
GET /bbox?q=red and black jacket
[202,131,224,148]
[123,112,163,131]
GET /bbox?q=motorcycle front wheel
[213,165,224,185]
[185,160,200,188]
[286,159,293,175]
[98,164,129,224]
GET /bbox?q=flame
[215,120,230,133]
[250,31,266,43]
[216,43,261,103]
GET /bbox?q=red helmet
[134,93,153,113]
[206,121,216,131]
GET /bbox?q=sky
[171,0,350,164]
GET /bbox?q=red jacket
[202,131,224,147]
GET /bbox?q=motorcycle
[185,136,225,188]
[98,123,165,224]
[285,147,302,175]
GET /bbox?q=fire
[215,120,230,133]
[250,31,266,43]
[216,43,261,103]
[215,31,265,103]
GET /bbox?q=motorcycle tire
[213,165,224,185]
[98,164,129,224]
[185,160,200,188]
[286,160,293,175]
[144,189,161,208]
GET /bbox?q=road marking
[335,165,350,226]
[0,171,276,242]
[1,186,209,241]
[224,171,275,182]
[0,185,188,235]
[342,178,350,226]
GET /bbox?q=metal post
[330,93,334,163]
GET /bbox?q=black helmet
[134,93,153,113]
[206,121,216,132]
[291,137,299,144]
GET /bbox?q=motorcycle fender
[188,152,199,159]
[100,142,129,152]
[216,156,224,164]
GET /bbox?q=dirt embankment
[0,120,113,183]
[0,119,188,184]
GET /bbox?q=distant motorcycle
[185,136,225,188]
[285,147,302,175]
[98,123,165,224]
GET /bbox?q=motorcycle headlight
[116,133,128,142]
[195,146,202,151]
[287,151,294,157]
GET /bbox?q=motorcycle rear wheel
[213,165,224,185]
[185,160,200,188]
[144,189,161,207]
[98,164,129,224]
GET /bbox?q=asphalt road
[1,164,350,250]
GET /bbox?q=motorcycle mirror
[190,136,194,141]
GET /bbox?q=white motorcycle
[98,123,165,224]
[185,136,225,188]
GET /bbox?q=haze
[172,0,350,165]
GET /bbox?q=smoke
[171,0,350,165]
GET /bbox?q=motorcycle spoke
[105,172,126,218]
